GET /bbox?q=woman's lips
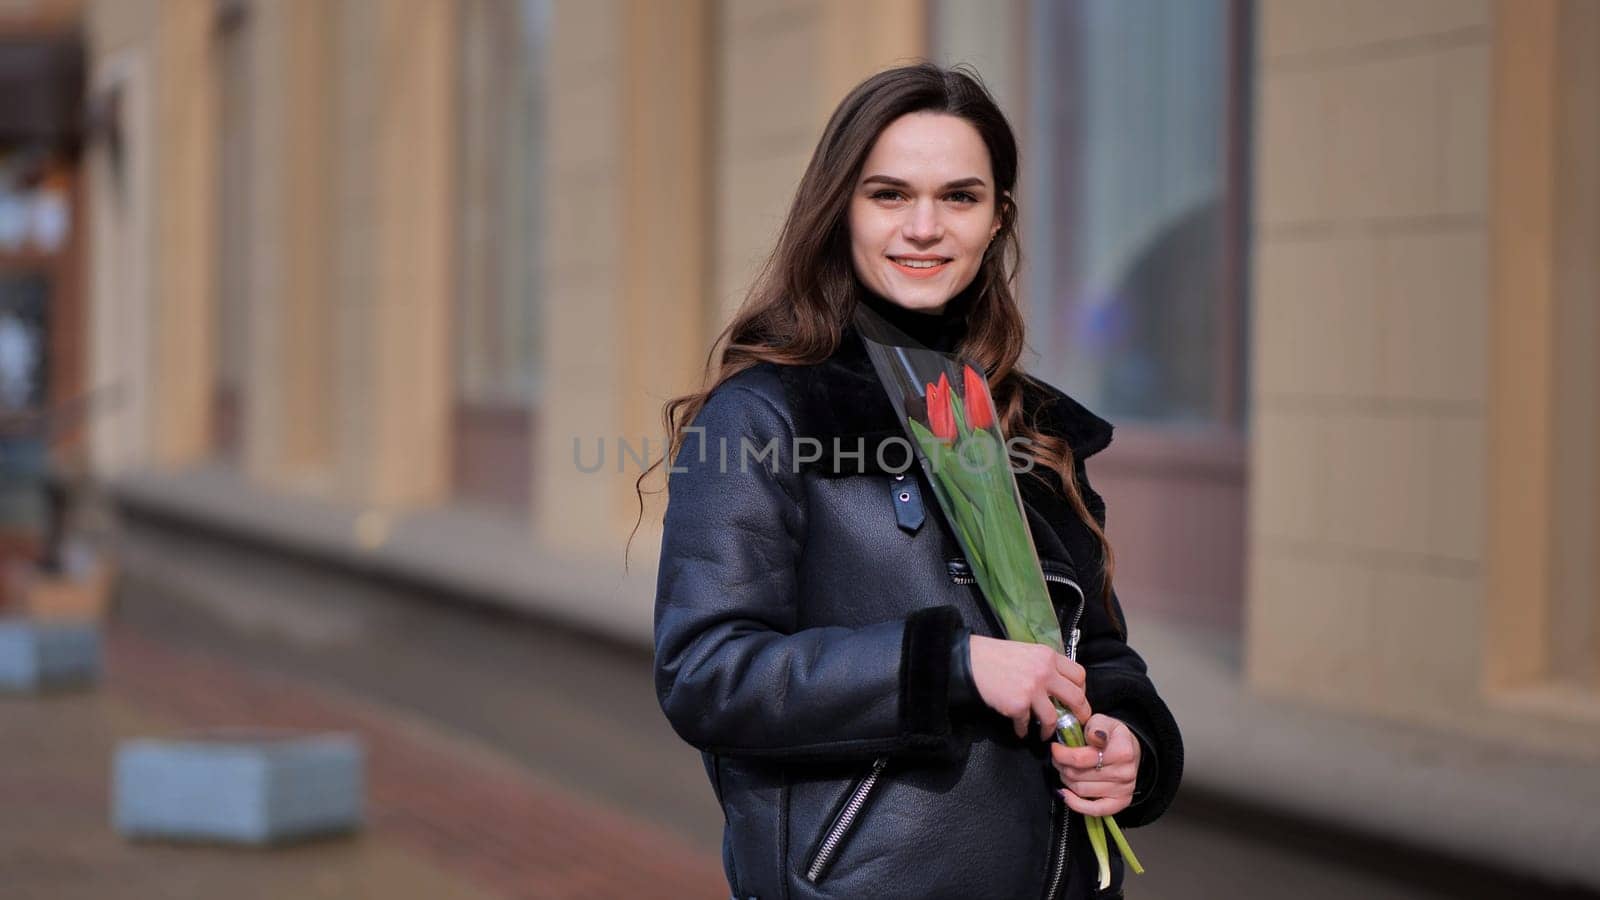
[888,257,951,279]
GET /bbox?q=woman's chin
[876,283,958,313]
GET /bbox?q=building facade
[68,0,1600,756]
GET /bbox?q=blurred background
[0,0,1596,897]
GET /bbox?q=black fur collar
[774,326,1115,479]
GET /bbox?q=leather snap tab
[891,475,924,533]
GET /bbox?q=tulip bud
[926,372,957,443]
[963,364,995,429]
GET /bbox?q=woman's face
[848,111,1003,314]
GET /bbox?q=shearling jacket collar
[775,325,1115,479]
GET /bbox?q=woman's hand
[967,635,1091,739]
[1052,713,1140,816]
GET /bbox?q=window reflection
[1028,0,1249,427]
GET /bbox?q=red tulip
[963,365,994,430]
[926,372,956,443]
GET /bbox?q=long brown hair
[631,62,1119,628]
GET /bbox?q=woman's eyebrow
[861,174,988,190]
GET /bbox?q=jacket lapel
[775,326,1115,477]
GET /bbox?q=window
[1026,0,1250,428]
[452,0,549,511]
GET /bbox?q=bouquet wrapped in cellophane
[854,305,1142,890]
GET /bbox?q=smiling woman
[849,116,1002,309]
[640,63,1183,900]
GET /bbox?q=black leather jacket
[654,328,1184,900]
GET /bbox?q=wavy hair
[630,62,1119,630]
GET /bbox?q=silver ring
[1095,749,1104,771]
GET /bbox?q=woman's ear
[993,192,1013,239]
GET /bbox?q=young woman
[645,63,1183,900]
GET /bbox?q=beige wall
[360,0,456,510]
[1247,0,1494,725]
[86,0,457,509]
[532,0,626,556]
[1486,0,1600,702]
[242,0,336,489]
[148,0,219,467]
[534,0,926,560]
[88,0,926,551]
[532,0,716,556]
[85,0,215,473]
[1249,0,1600,747]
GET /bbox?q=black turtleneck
[854,278,977,353]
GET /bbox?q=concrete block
[1438,43,1491,216]
[1377,229,1489,408]
[1428,415,1487,563]
[1259,236,1380,399]
[113,731,364,845]
[1247,553,1378,709]
[0,620,101,691]
[1371,566,1484,718]
[1325,53,1439,220]
[1323,412,1432,557]
[1251,410,1326,544]
[1256,70,1330,226]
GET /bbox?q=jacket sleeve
[1072,458,1185,829]
[653,380,966,764]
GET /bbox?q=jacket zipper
[950,560,1086,899]
[1042,570,1086,900]
[804,756,888,883]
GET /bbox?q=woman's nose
[903,200,943,242]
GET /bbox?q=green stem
[1085,812,1111,890]
[1054,708,1129,889]
[1105,816,1144,874]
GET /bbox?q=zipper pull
[1068,627,1082,661]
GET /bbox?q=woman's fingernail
[1094,729,1108,742]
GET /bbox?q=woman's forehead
[860,112,993,185]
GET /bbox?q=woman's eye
[868,189,980,203]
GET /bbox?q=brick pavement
[1,624,728,899]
